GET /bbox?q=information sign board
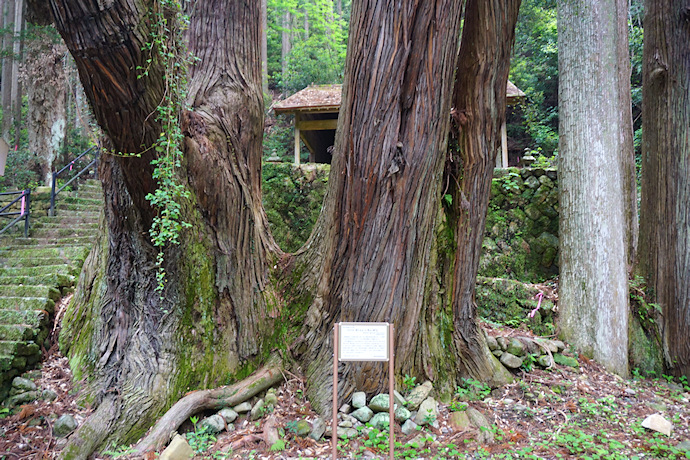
[338,322,389,361]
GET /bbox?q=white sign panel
[338,322,389,362]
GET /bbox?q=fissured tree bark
[447,0,522,381]
[556,0,633,377]
[637,0,690,379]
[49,0,519,456]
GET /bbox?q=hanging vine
[139,0,194,292]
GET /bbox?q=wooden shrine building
[274,82,525,167]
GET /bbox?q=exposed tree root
[58,395,119,460]
[134,357,284,455]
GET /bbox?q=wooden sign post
[332,322,394,460]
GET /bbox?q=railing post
[49,171,56,217]
[23,189,30,238]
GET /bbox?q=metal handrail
[0,189,31,237]
[49,146,99,216]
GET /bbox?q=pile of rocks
[5,375,57,408]
[329,380,437,440]
[486,332,580,370]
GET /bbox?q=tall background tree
[637,0,690,378]
[557,0,635,376]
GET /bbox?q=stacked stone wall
[479,167,559,282]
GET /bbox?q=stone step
[42,211,100,220]
[0,265,77,277]
[55,202,102,212]
[0,273,75,287]
[0,245,89,259]
[0,285,61,302]
[27,228,96,239]
[0,309,49,328]
[0,297,56,314]
[58,196,103,207]
[0,256,76,268]
[0,341,40,358]
[33,215,101,226]
[10,236,95,247]
[30,221,98,230]
[0,324,37,342]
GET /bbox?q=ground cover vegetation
[0,0,688,458]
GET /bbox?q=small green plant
[449,400,468,412]
[269,439,286,451]
[363,426,389,451]
[502,171,522,193]
[402,374,417,391]
[186,415,217,453]
[521,353,538,372]
[456,378,491,401]
[102,444,134,457]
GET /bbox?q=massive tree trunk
[637,0,690,378]
[50,0,522,456]
[24,37,67,185]
[52,0,279,456]
[557,0,632,376]
[447,0,522,382]
[297,0,468,413]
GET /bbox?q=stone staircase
[0,179,102,400]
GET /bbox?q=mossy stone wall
[481,168,559,281]
[262,164,559,281]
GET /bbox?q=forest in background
[0,0,644,187]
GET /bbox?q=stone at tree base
[53,414,78,437]
[499,352,524,369]
[218,408,238,423]
[406,381,433,411]
[535,339,559,353]
[11,377,37,393]
[552,340,566,352]
[408,433,428,448]
[467,408,494,444]
[641,413,673,436]
[414,397,438,426]
[339,403,351,414]
[42,389,58,401]
[250,398,265,420]
[401,419,418,435]
[537,355,553,368]
[309,417,326,440]
[496,337,509,351]
[264,390,278,407]
[199,414,225,433]
[553,353,579,368]
[368,393,391,412]
[233,401,252,413]
[160,434,194,460]
[338,427,358,439]
[394,406,411,423]
[369,412,390,430]
[7,390,42,407]
[351,406,374,423]
[351,391,367,409]
[393,390,407,407]
[449,411,471,431]
[677,440,690,453]
[493,349,504,357]
[338,419,353,428]
[293,419,311,437]
[486,335,498,351]
[506,338,526,356]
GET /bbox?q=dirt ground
[1,299,689,459]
